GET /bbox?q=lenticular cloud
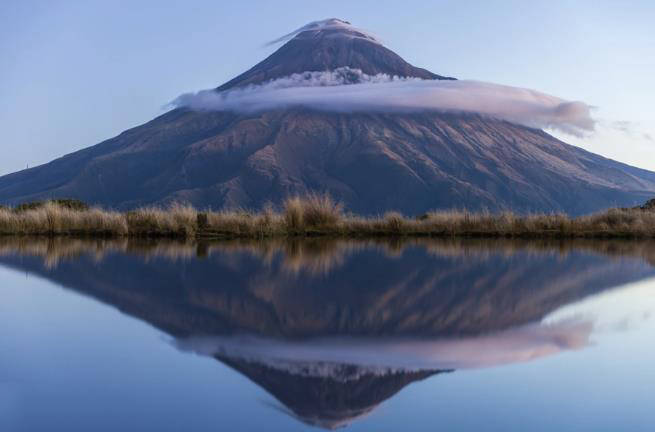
[171,68,595,136]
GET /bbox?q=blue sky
[1,0,653,175]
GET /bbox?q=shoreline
[2,236,655,267]
[1,195,655,240]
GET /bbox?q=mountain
[1,18,654,214]
[218,19,454,90]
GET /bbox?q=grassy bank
[1,195,655,239]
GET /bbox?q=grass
[14,198,89,212]
[1,194,655,239]
[0,202,127,236]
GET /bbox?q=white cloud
[171,68,595,136]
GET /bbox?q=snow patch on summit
[265,18,381,46]
[238,67,404,89]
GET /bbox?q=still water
[1,237,654,431]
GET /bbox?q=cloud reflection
[176,319,592,373]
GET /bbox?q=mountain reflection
[1,237,654,429]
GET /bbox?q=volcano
[1,18,654,214]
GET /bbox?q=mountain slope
[0,19,653,214]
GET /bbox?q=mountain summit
[0,19,654,214]
[218,18,454,90]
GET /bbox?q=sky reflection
[1,237,654,431]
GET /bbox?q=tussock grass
[283,193,344,231]
[0,202,127,236]
[127,203,197,237]
[1,196,655,239]
[14,198,89,213]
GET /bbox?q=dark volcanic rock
[639,198,655,210]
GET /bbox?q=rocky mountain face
[1,19,654,214]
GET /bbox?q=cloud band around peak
[171,69,595,136]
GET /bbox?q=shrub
[383,211,406,233]
[639,198,655,210]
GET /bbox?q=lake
[1,237,654,431]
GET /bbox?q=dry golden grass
[283,193,344,231]
[1,196,655,239]
[0,202,127,236]
[202,205,285,238]
[126,203,197,237]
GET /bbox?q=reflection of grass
[1,195,655,239]
[3,236,655,272]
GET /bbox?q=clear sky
[1,0,653,176]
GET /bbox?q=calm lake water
[1,237,654,431]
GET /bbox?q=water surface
[1,237,654,431]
